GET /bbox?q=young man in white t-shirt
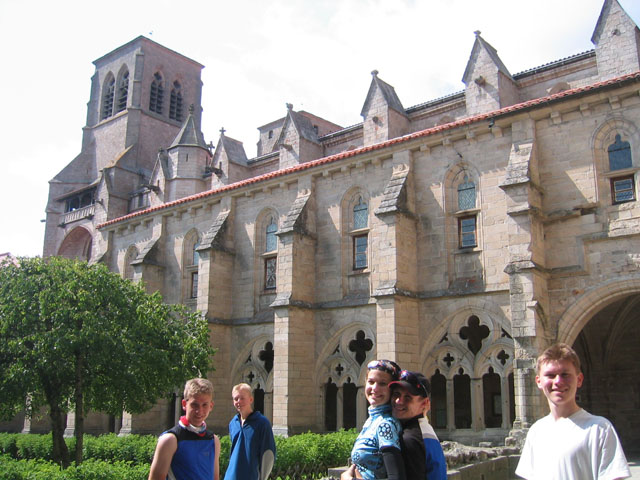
[516,343,630,480]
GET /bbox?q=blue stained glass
[608,134,632,171]
[354,198,368,229]
[460,217,477,248]
[613,178,634,203]
[266,220,277,252]
[458,176,476,211]
[354,235,368,269]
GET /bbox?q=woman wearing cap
[341,359,407,480]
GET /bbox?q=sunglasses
[398,370,430,397]
[367,359,401,379]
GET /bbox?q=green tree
[0,256,215,467]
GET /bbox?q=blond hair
[232,383,253,396]
[536,343,582,374]
[183,378,214,400]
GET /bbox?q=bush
[82,433,156,464]
[0,455,149,480]
[0,429,358,479]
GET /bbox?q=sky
[1,0,639,258]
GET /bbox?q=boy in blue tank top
[149,378,221,480]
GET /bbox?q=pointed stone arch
[58,226,93,261]
[315,323,376,431]
[422,299,514,434]
[230,335,275,419]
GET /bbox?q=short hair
[183,378,214,400]
[232,383,253,396]
[536,343,581,374]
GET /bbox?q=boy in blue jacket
[224,383,276,480]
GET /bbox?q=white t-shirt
[516,409,630,480]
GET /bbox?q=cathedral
[10,0,640,451]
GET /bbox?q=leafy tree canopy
[0,256,215,465]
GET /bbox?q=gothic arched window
[352,197,368,270]
[101,74,115,120]
[149,72,164,114]
[170,81,183,122]
[116,70,129,113]
[264,218,277,290]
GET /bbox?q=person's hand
[340,464,357,480]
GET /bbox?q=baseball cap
[389,370,431,397]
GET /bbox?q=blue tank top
[164,424,216,480]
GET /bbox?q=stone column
[446,378,455,431]
[271,184,317,436]
[471,378,484,431]
[501,375,511,429]
[372,153,420,369]
[195,202,236,430]
[500,119,550,445]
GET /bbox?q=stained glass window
[353,198,368,229]
[265,257,277,290]
[266,220,277,252]
[608,134,632,171]
[457,175,476,211]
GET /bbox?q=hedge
[0,429,358,479]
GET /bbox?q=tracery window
[457,175,477,248]
[169,81,183,122]
[608,134,632,171]
[264,218,277,290]
[457,175,476,210]
[183,231,200,303]
[101,75,115,120]
[607,134,635,204]
[352,197,368,270]
[149,72,164,114]
[116,70,129,114]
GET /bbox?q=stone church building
[12,0,640,451]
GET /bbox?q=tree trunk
[74,350,85,465]
[49,403,70,468]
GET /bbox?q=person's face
[536,359,583,408]
[232,388,254,417]
[182,393,213,426]
[366,369,393,406]
[391,386,430,421]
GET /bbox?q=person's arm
[340,464,357,480]
[213,434,221,480]
[258,420,276,480]
[381,446,406,480]
[424,439,447,480]
[148,433,178,480]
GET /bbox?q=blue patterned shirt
[351,404,403,480]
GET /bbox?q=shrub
[0,455,149,480]
[0,429,358,479]
[82,433,156,464]
[0,434,18,457]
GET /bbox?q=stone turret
[154,105,211,202]
[277,103,324,169]
[592,0,640,80]
[210,128,249,189]
[361,70,409,146]
[462,32,519,116]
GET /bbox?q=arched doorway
[571,294,640,454]
[58,227,92,261]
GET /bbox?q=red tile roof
[98,70,640,229]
